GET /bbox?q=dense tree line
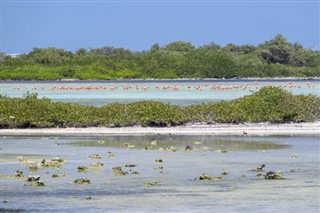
[0,34,319,80]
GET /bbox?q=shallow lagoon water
[1,79,319,105]
[1,135,319,212]
[1,79,319,212]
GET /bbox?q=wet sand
[1,122,319,136]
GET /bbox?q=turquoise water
[1,80,319,212]
[1,135,319,212]
[0,79,319,105]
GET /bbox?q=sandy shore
[1,122,319,137]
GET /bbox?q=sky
[1,0,319,54]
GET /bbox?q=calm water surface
[1,135,319,212]
[1,79,319,105]
[1,80,319,212]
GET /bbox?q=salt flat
[1,122,319,136]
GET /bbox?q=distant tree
[138,49,183,78]
[239,45,257,54]
[164,41,195,52]
[100,46,114,55]
[199,42,221,51]
[181,49,236,78]
[110,48,134,58]
[258,34,293,64]
[224,43,239,52]
[75,48,87,56]
[0,52,5,63]
[89,46,134,58]
[224,44,257,54]
[308,51,320,67]
[201,51,237,78]
[150,43,161,52]
[25,47,73,65]
[60,68,75,78]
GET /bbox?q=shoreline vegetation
[1,86,319,129]
[1,35,320,80]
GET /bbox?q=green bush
[0,87,319,128]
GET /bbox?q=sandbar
[1,122,319,137]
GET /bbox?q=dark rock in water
[112,167,128,175]
[265,171,283,180]
[195,173,224,181]
[217,148,227,153]
[88,154,101,159]
[123,143,135,148]
[108,152,115,158]
[154,166,164,170]
[290,154,298,158]
[221,171,229,176]
[32,181,45,187]
[15,170,24,178]
[212,176,224,181]
[144,181,159,186]
[131,170,139,175]
[155,159,163,163]
[252,164,265,172]
[28,164,38,171]
[197,174,213,180]
[77,166,88,172]
[74,178,90,184]
[27,175,40,182]
[39,158,62,169]
[159,146,177,152]
[124,164,136,168]
[185,145,193,151]
[90,162,104,167]
[51,157,65,163]
[52,174,59,178]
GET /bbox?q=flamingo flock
[12,81,316,91]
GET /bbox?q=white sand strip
[1,122,319,136]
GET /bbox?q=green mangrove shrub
[0,86,319,128]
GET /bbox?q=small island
[1,86,319,131]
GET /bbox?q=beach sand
[1,122,319,136]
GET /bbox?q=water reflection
[68,135,291,151]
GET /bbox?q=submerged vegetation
[1,34,319,80]
[0,87,319,128]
